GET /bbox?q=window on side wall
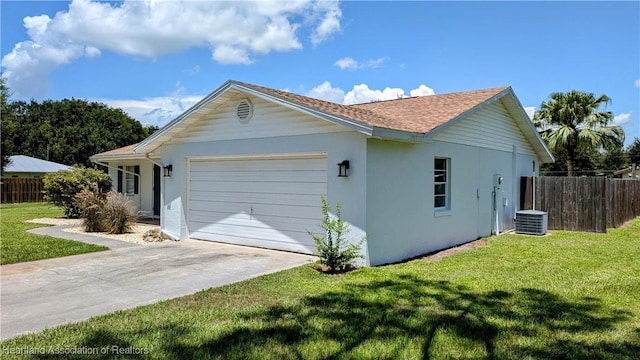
[434,158,450,210]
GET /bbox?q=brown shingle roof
[351,86,509,133]
[237,81,509,133]
[132,80,552,162]
[236,81,394,130]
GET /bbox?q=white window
[434,158,450,209]
[125,166,136,195]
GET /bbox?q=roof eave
[500,89,555,163]
[370,127,428,142]
[90,153,153,162]
[134,80,376,154]
[423,87,555,164]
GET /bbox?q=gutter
[144,154,165,168]
[90,159,141,178]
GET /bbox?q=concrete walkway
[0,225,314,340]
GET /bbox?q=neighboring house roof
[613,165,640,177]
[98,80,554,163]
[4,155,71,173]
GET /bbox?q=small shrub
[309,197,364,274]
[44,167,112,218]
[102,192,137,234]
[75,185,107,232]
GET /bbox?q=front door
[153,165,161,216]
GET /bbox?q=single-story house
[92,80,553,266]
[2,155,71,178]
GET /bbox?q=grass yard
[0,203,108,265]
[2,219,639,359]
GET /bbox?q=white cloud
[309,0,342,46]
[100,95,204,128]
[2,0,343,98]
[84,46,100,58]
[344,84,405,104]
[212,45,253,65]
[334,57,358,70]
[613,112,632,126]
[306,81,346,103]
[305,82,435,105]
[524,106,536,120]
[334,56,387,70]
[635,79,640,88]
[409,84,435,97]
[98,82,204,127]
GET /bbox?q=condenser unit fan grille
[515,210,548,235]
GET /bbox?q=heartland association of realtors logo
[2,346,149,355]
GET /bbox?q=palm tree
[533,90,624,176]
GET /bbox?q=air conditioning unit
[515,210,548,235]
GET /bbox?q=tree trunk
[566,149,574,177]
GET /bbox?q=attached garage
[187,154,327,254]
[116,80,554,266]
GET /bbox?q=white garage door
[188,155,327,254]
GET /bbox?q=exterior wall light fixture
[337,160,350,177]
[163,164,173,177]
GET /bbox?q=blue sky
[2,1,639,145]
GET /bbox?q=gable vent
[236,99,253,123]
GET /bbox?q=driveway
[0,225,314,340]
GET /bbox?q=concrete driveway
[0,225,313,340]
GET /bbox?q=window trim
[434,157,450,211]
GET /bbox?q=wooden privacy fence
[520,176,640,233]
[1,178,45,203]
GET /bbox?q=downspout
[144,154,164,169]
[493,189,499,236]
[512,145,517,223]
[532,161,536,210]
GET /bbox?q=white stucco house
[91,80,553,266]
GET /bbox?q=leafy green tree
[2,98,153,167]
[533,90,624,176]
[540,147,601,176]
[0,75,14,173]
[628,138,640,165]
[598,146,629,175]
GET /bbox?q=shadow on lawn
[39,274,639,359]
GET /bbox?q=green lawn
[0,202,108,265]
[2,219,639,359]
